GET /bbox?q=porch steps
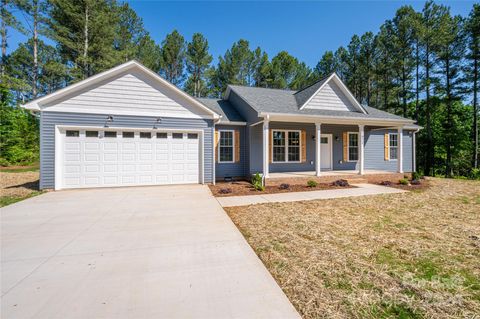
[344,178,368,184]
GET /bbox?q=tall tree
[49,0,118,81]
[114,2,147,63]
[359,32,376,105]
[314,51,336,79]
[160,30,186,86]
[185,33,212,97]
[251,47,271,88]
[270,51,310,89]
[136,35,161,73]
[465,4,480,169]
[1,0,25,76]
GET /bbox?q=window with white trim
[219,130,234,163]
[348,132,359,161]
[272,130,300,163]
[389,133,398,160]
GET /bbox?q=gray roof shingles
[196,98,246,122]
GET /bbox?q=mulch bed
[0,171,40,197]
[377,178,430,191]
[209,180,352,197]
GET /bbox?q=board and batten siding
[215,125,247,179]
[40,111,214,189]
[304,81,356,112]
[43,70,211,119]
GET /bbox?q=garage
[57,127,202,189]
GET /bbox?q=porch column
[398,126,403,173]
[263,117,269,178]
[359,124,365,175]
[315,123,322,176]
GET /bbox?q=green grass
[0,167,39,173]
[0,191,44,207]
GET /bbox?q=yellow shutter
[301,130,307,162]
[343,132,348,162]
[384,133,389,161]
[235,130,240,163]
[214,130,219,163]
[269,129,273,163]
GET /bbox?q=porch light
[153,118,162,129]
[335,136,339,141]
[104,115,113,128]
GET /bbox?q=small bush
[219,188,232,194]
[251,173,264,191]
[279,183,290,190]
[411,179,421,185]
[380,181,392,186]
[411,172,423,180]
[399,178,409,185]
[307,180,318,188]
[470,168,480,180]
[332,179,349,187]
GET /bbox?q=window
[172,133,183,139]
[104,131,117,138]
[389,133,398,160]
[140,132,151,139]
[272,130,301,163]
[348,132,359,161]
[122,132,134,138]
[187,133,198,139]
[156,132,168,139]
[66,130,79,137]
[321,137,328,144]
[86,131,98,138]
[219,130,234,162]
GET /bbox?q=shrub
[399,178,409,185]
[219,188,232,194]
[279,183,290,190]
[412,172,423,180]
[332,179,349,187]
[470,168,480,180]
[410,179,421,185]
[380,181,392,186]
[251,173,264,191]
[307,180,318,188]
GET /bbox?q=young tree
[160,30,186,86]
[185,33,212,97]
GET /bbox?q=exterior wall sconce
[104,115,113,128]
[153,118,162,129]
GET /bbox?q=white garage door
[59,128,201,189]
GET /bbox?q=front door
[320,134,332,170]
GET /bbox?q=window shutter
[214,130,219,163]
[235,130,240,163]
[269,129,273,163]
[384,133,389,161]
[301,130,307,162]
[343,132,348,162]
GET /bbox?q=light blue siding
[365,129,413,172]
[215,125,247,179]
[40,111,213,189]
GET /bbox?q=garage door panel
[61,129,200,189]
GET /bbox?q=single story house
[23,60,420,190]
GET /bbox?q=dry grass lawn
[226,178,480,318]
[0,170,42,207]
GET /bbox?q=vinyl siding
[304,81,356,112]
[40,111,213,189]
[364,129,413,172]
[215,125,247,179]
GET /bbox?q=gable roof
[196,98,245,123]
[22,60,220,119]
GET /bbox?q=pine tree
[251,47,271,88]
[160,30,186,86]
[114,2,147,63]
[359,32,376,105]
[185,33,212,97]
[136,35,161,73]
[1,0,25,77]
[270,51,310,89]
[314,51,336,80]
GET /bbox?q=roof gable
[22,61,219,119]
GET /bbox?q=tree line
[1,0,479,178]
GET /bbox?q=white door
[60,128,200,189]
[320,134,332,170]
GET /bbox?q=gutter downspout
[212,116,222,185]
[413,128,420,173]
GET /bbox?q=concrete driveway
[1,185,299,319]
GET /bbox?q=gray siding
[365,129,413,172]
[40,111,213,189]
[215,125,247,179]
[304,81,356,112]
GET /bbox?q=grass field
[226,178,480,318]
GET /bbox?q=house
[23,60,420,190]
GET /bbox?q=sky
[7,0,476,68]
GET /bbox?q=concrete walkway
[217,183,406,207]
[1,185,300,319]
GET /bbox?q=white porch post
[315,123,322,176]
[359,124,365,175]
[398,126,403,173]
[263,117,269,178]
[413,131,417,172]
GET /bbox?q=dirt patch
[209,180,352,197]
[0,171,40,197]
[226,178,480,318]
[378,178,430,192]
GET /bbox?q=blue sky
[8,0,475,68]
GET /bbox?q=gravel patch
[0,171,40,197]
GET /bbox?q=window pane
[122,132,134,138]
[86,131,98,137]
[157,132,167,139]
[66,130,79,137]
[390,147,398,160]
[288,131,300,146]
[349,133,358,147]
[220,147,233,162]
[273,131,285,146]
[220,131,233,146]
[140,132,151,139]
[349,147,358,161]
[288,146,300,161]
[172,133,183,139]
[187,133,198,139]
[104,131,117,138]
[389,134,398,147]
[273,146,285,162]
[321,137,328,144]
